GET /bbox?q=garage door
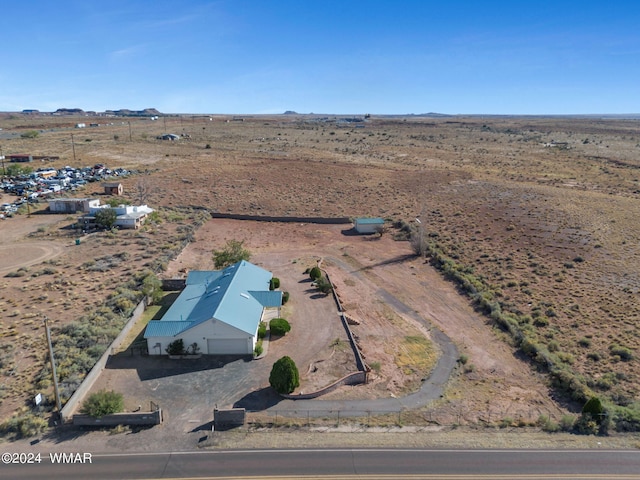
[207,338,249,355]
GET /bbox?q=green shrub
[20,130,39,139]
[270,318,291,336]
[282,291,290,304]
[0,412,48,439]
[166,339,185,355]
[254,343,263,357]
[499,417,514,428]
[309,266,322,280]
[578,337,591,347]
[269,356,299,394]
[315,276,333,294]
[269,277,280,290]
[257,322,267,339]
[537,415,559,432]
[609,344,633,361]
[559,414,576,432]
[587,352,602,361]
[81,390,124,418]
[612,405,640,432]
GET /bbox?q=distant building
[48,198,100,213]
[354,217,385,234]
[103,182,123,195]
[157,133,179,141]
[9,154,33,163]
[80,204,154,230]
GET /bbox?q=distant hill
[55,108,85,115]
[104,108,162,117]
[42,107,163,117]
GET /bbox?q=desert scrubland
[0,112,639,435]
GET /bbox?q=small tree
[583,396,605,419]
[410,228,428,257]
[81,390,124,418]
[94,208,117,229]
[269,318,291,336]
[269,277,280,290]
[269,356,299,394]
[6,164,33,177]
[212,239,251,269]
[140,272,163,304]
[135,176,155,205]
[575,396,608,435]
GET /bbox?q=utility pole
[128,121,132,141]
[0,145,5,176]
[71,134,77,164]
[44,316,62,415]
[25,187,31,218]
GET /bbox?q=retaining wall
[214,408,246,429]
[72,409,162,427]
[282,372,368,400]
[60,297,148,422]
[326,271,368,373]
[162,278,186,291]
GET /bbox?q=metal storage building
[354,217,385,234]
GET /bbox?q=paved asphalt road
[3,448,640,479]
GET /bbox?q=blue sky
[2,1,639,114]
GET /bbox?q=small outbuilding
[354,217,385,234]
[103,182,123,195]
[48,198,100,213]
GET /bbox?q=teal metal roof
[185,270,223,285]
[144,260,272,339]
[355,217,384,224]
[248,290,283,308]
[144,321,194,338]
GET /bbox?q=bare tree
[135,176,155,205]
[410,225,428,257]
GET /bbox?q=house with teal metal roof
[144,260,282,356]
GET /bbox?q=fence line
[247,409,567,429]
[59,297,148,422]
[209,212,352,224]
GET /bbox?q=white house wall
[146,317,256,355]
